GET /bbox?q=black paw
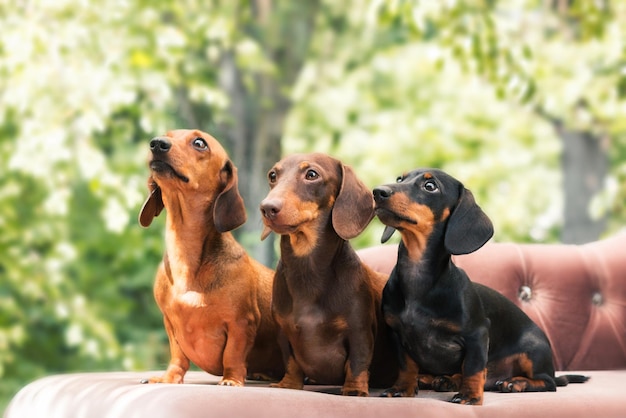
[380,387,416,398]
[496,379,526,393]
[450,393,482,405]
[380,388,402,397]
[432,376,459,392]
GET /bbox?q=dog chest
[279,309,352,383]
[393,308,466,375]
[164,290,257,376]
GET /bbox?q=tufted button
[518,285,532,302]
[592,292,603,306]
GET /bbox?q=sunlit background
[1,0,624,411]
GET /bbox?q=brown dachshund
[139,129,284,386]
[259,153,397,396]
[373,168,588,404]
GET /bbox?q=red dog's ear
[139,178,164,228]
[332,164,375,240]
[214,160,247,233]
[444,188,493,255]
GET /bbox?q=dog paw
[269,380,304,390]
[142,375,184,384]
[247,372,273,382]
[432,376,461,392]
[218,378,244,387]
[379,387,416,398]
[417,374,434,389]
[342,389,368,397]
[495,379,526,393]
[450,392,482,405]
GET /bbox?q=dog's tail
[555,374,590,386]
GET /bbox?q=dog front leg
[381,352,419,397]
[343,361,370,397]
[148,316,190,384]
[270,353,305,390]
[220,319,256,386]
[451,327,488,405]
[342,324,375,396]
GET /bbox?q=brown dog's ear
[214,160,247,233]
[139,179,164,228]
[332,164,375,240]
[444,188,494,255]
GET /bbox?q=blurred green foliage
[1,0,624,412]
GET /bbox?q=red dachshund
[139,129,283,386]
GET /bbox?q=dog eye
[396,176,403,183]
[268,171,277,183]
[423,180,438,192]
[192,137,207,150]
[305,169,319,180]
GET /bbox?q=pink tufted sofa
[5,234,626,418]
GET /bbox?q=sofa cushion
[5,370,625,418]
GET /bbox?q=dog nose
[373,186,394,202]
[150,137,172,154]
[260,198,283,220]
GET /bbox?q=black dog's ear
[444,188,493,255]
[214,160,247,233]
[332,164,375,240]
[139,178,164,228]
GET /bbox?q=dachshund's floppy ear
[444,187,494,255]
[214,160,247,233]
[332,164,375,240]
[139,178,164,228]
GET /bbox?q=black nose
[260,198,283,220]
[150,137,171,154]
[373,186,394,202]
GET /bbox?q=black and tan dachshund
[373,168,588,405]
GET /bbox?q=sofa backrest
[357,233,626,371]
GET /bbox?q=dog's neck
[395,235,453,295]
[162,191,238,291]
[279,222,351,297]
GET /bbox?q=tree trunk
[216,0,320,267]
[555,126,608,244]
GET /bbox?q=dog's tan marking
[456,368,486,405]
[440,207,451,222]
[383,353,419,397]
[395,199,435,262]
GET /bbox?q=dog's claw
[495,380,519,393]
[380,387,413,398]
[139,378,149,384]
[450,393,482,405]
[218,378,243,387]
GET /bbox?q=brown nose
[260,198,283,220]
